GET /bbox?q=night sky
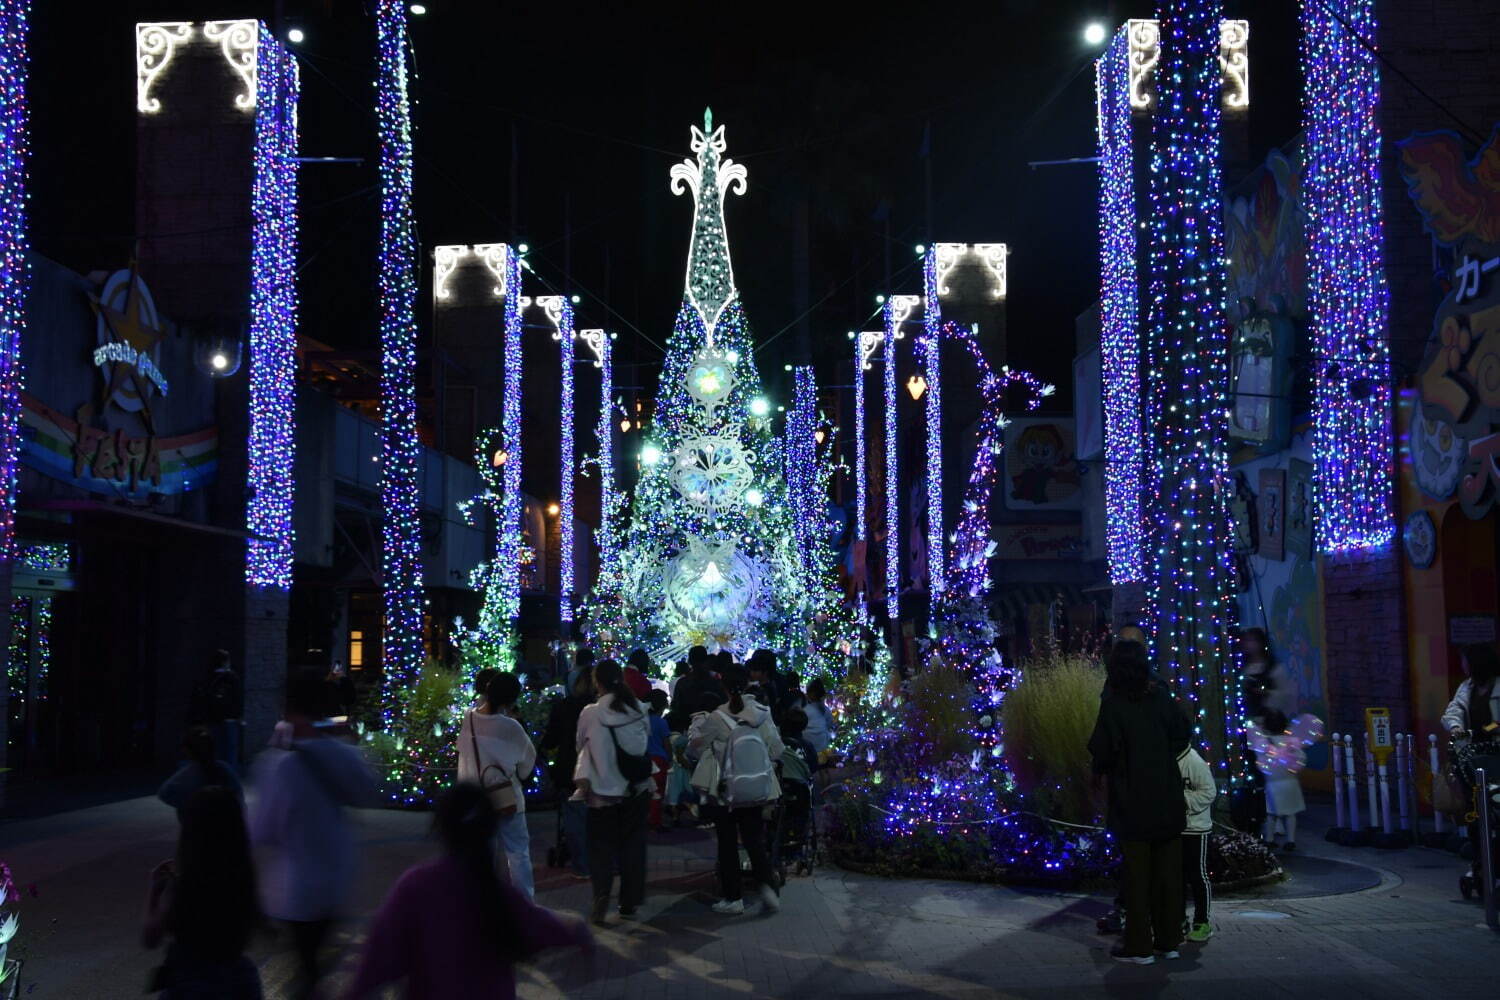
[32,0,1297,407]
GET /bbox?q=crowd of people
[144,644,829,997]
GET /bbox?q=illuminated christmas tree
[583,110,809,665]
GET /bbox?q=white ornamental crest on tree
[685,346,739,418]
[662,537,766,652]
[670,435,753,516]
[669,108,747,345]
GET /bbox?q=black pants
[1180,832,1211,926]
[586,791,649,908]
[1121,837,1183,956]
[715,805,774,901]
[286,919,331,1000]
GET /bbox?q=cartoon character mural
[1399,127,1500,517]
[1004,419,1081,510]
[1225,147,1307,320]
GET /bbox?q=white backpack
[716,710,777,807]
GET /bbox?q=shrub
[905,660,977,764]
[1000,652,1105,826]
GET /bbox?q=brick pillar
[136,21,287,746]
[1323,545,1409,741]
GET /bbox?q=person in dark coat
[1088,640,1190,964]
[668,646,724,729]
[541,670,595,877]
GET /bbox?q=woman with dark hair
[688,666,785,916]
[1444,644,1500,739]
[1241,626,1293,725]
[1088,640,1190,964]
[345,783,590,999]
[456,672,538,899]
[158,725,244,819]
[142,786,263,998]
[573,659,652,924]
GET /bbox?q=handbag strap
[468,710,509,781]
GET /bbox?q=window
[349,630,364,668]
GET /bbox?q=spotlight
[1083,22,1107,45]
[641,443,663,466]
[409,3,427,13]
[210,351,229,372]
[745,488,765,507]
[749,397,770,417]
[287,27,305,44]
[546,502,560,516]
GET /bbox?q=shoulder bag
[469,710,519,817]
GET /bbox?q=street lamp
[546,502,560,517]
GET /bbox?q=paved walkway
[1,790,1494,998]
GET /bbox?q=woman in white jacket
[688,667,785,916]
[456,672,538,899]
[573,659,652,924]
[1443,644,1500,740]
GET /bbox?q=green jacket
[1088,683,1190,841]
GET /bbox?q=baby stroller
[768,748,816,880]
[1451,738,1500,901]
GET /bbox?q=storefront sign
[19,393,215,497]
[995,524,1083,560]
[89,267,170,418]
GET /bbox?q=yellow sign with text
[1365,708,1394,766]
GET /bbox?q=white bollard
[1365,734,1380,831]
[1378,761,1394,835]
[1332,732,1346,829]
[1398,734,1413,834]
[1345,734,1361,831]
[1430,733,1447,834]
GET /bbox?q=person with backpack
[573,659,652,925]
[158,725,244,821]
[457,672,538,900]
[141,786,264,998]
[687,666,785,916]
[190,650,244,777]
[249,672,379,999]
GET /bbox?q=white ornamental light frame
[1127,17,1249,111]
[932,242,1009,301]
[137,20,273,114]
[433,243,509,301]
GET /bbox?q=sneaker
[711,898,745,915]
[1187,922,1213,943]
[1096,910,1124,935]
[1110,946,1154,965]
[1156,949,1181,961]
[619,905,638,918]
[590,896,610,926]
[759,884,781,913]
